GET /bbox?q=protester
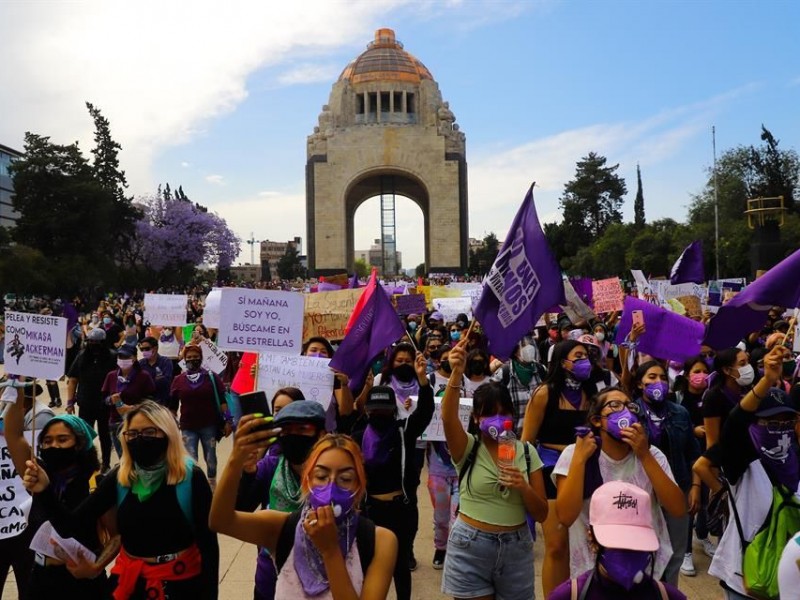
[703,347,753,450]
[548,481,687,599]
[440,342,548,600]
[137,335,175,407]
[463,348,491,397]
[210,431,398,600]
[491,338,546,434]
[22,400,219,599]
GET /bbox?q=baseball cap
[365,386,397,411]
[590,481,659,552]
[116,344,137,358]
[578,334,601,349]
[755,387,798,418]
[430,311,444,322]
[274,400,326,429]
[87,328,106,342]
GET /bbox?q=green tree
[566,222,636,277]
[354,258,370,278]
[415,263,426,277]
[277,246,304,280]
[468,232,500,276]
[624,218,687,277]
[634,164,645,227]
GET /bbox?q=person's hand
[498,465,528,490]
[222,422,233,438]
[573,432,598,464]
[404,397,412,410]
[230,414,280,464]
[619,422,650,459]
[415,352,427,382]
[363,371,374,392]
[65,549,102,579]
[763,344,789,385]
[22,459,50,493]
[110,393,121,405]
[693,425,706,439]
[448,344,466,373]
[688,485,701,516]
[242,449,262,474]
[66,404,76,415]
[303,505,339,557]
[332,371,349,388]
[629,322,646,343]
[116,404,133,416]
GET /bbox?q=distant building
[355,238,402,276]
[0,143,23,227]
[230,264,261,283]
[260,237,304,281]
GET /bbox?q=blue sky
[1,0,798,270]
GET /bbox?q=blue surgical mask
[450,331,461,342]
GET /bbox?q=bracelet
[447,382,462,389]
[751,387,765,400]
[691,483,701,488]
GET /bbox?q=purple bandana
[748,423,800,492]
[562,387,583,410]
[361,422,398,466]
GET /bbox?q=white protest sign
[144,294,188,327]
[401,396,471,442]
[0,433,34,539]
[3,311,68,380]
[631,270,651,295]
[199,338,228,375]
[256,354,335,409]
[30,521,97,564]
[432,297,473,323]
[218,289,304,354]
[203,289,222,329]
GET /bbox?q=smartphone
[632,310,645,328]
[239,391,271,419]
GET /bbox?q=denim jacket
[636,397,701,491]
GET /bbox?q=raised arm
[554,437,597,526]
[405,352,434,439]
[442,342,469,463]
[521,385,548,444]
[2,382,34,475]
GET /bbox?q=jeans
[427,473,459,551]
[183,426,218,479]
[110,421,123,459]
[79,404,111,469]
[663,507,689,586]
[688,484,710,552]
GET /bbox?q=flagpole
[712,126,721,281]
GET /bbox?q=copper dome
[339,28,433,85]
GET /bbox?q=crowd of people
[1,288,800,600]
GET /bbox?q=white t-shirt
[552,444,676,579]
[463,375,490,398]
[708,460,774,597]
[779,531,800,599]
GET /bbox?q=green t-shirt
[454,435,543,526]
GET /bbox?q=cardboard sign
[3,311,68,380]
[256,354,334,409]
[592,278,624,314]
[401,396,472,442]
[218,289,304,354]
[303,288,363,342]
[395,293,427,316]
[199,338,228,374]
[0,433,34,539]
[203,289,222,329]
[615,297,705,362]
[432,297,473,323]
[677,295,702,318]
[560,279,596,324]
[144,294,188,327]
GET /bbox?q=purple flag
[670,240,705,285]
[474,185,566,360]
[317,281,342,292]
[329,280,406,390]
[62,301,79,331]
[704,248,800,349]
[615,296,704,362]
[348,273,360,289]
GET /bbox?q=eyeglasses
[122,427,163,441]
[600,400,641,415]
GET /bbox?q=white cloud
[181,161,190,168]
[205,174,225,185]
[277,63,341,86]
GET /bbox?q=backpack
[570,570,668,600]
[117,456,195,526]
[275,510,376,574]
[729,481,800,600]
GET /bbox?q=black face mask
[394,363,416,383]
[39,446,79,472]
[368,414,396,431]
[185,359,202,372]
[279,434,318,465]
[469,361,486,376]
[441,360,452,374]
[127,437,169,468]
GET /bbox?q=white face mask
[595,332,606,342]
[519,344,538,364]
[735,364,755,387]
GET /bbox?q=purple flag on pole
[670,240,705,285]
[474,185,566,360]
[348,273,360,289]
[616,296,704,362]
[704,248,800,349]
[329,280,406,390]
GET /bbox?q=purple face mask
[605,409,638,441]
[599,548,650,590]
[479,414,510,440]
[308,482,356,520]
[644,381,669,403]
[570,358,593,381]
[748,422,800,492]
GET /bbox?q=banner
[202,289,222,329]
[218,289,303,354]
[615,297,705,362]
[0,433,34,539]
[432,297,473,323]
[303,288,363,342]
[199,338,228,374]
[3,311,68,380]
[591,278,624,314]
[256,354,335,409]
[400,396,472,442]
[395,293,427,316]
[144,294,188,327]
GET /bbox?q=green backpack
[731,483,800,600]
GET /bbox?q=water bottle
[497,419,516,492]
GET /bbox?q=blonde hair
[300,434,367,506]
[117,400,190,487]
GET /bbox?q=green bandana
[269,456,302,513]
[513,360,535,387]
[132,463,167,502]
[48,414,98,451]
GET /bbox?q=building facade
[260,237,303,280]
[0,143,23,227]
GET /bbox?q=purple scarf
[388,375,418,404]
[749,424,800,492]
[562,387,583,410]
[361,423,398,467]
[292,505,358,596]
[185,368,209,390]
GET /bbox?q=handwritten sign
[395,294,427,316]
[0,433,34,539]
[615,297,705,362]
[199,338,228,374]
[144,294,188,327]
[677,295,702,318]
[302,288,363,342]
[202,289,222,329]
[3,311,68,380]
[30,521,97,564]
[432,297,473,323]
[401,396,472,442]
[592,278,624,314]
[218,289,303,354]
[256,354,334,409]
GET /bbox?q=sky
[1,0,799,271]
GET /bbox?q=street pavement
[2,374,723,599]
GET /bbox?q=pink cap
[589,481,659,552]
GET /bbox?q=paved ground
[2,374,724,599]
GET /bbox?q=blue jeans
[182,426,218,479]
